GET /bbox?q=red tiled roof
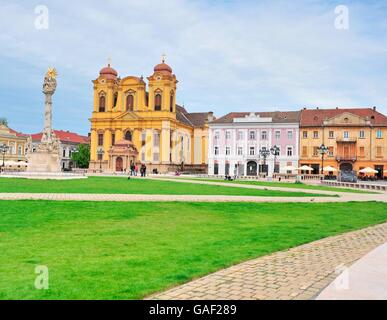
[8,128,28,137]
[212,111,300,124]
[300,107,387,127]
[31,130,89,144]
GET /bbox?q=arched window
[113,92,118,108]
[126,95,134,111]
[170,93,174,112]
[155,93,162,111]
[125,131,132,141]
[99,95,106,112]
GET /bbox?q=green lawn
[0,200,386,300]
[179,177,373,194]
[0,176,330,197]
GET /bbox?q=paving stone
[147,222,387,300]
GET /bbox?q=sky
[0,0,386,135]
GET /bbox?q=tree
[71,144,90,169]
[0,118,8,126]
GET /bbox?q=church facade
[89,59,212,173]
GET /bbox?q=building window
[126,95,134,111]
[99,95,106,112]
[376,130,382,139]
[237,147,243,155]
[343,131,349,139]
[153,132,160,147]
[275,131,280,140]
[141,152,145,162]
[153,153,159,162]
[329,131,334,139]
[170,93,174,112]
[261,131,267,140]
[97,153,103,161]
[302,146,308,157]
[287,147,293,157]
[328,147,334,157]
[359,146,365,157]
[214,146,219,155]
[214,163,219,175]
[313,146,318,156]
[141,132,146,147]
[155,93,162,111]
[303,131,308,139]
[225,147,231,156]
[225,163,230,175]
[249,147,255,156]
[214,131,220,140]
[359,130,365,139]
[313,131,318,139]
[112,133,115,145]
[98,133,104,146]
[63,149,66,157]
[18,145,23,156]
[8,142,15,154]
[113,92,118,108]
[376,146,382,157]
[287,131,293,140]
[238,131,244,140]
[125,131,132,141]
[226,131,231,140]
[249,131,255,140]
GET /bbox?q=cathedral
[89,58,212,173]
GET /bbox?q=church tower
[147,55,178,113]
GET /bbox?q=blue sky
[0,0,386,135]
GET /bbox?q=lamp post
[270,145,280,174]
[259,147,271,175]
[0,143,9,171]
[317,144,329,175]
[70,146,78,170]
[97,147,104,172]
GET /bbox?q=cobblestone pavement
[148,222,387,300]
[150,176,384,196]
[0,192,385,202]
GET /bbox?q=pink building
[208,111,300,176]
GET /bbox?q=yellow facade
[0,124,28,164]
[89,59,211,172]
[299,109,387,177]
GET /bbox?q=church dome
[154,62,172,74]
[99,64,118,80]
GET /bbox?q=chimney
[207,111,214,122]
[316,107,319,110]
[373,106,376,111]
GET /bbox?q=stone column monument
[27,68,61,172]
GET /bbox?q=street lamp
[259,147,271,175]
[0,143,9,170]
[317,144,329,175]
[97,147,104,172]
[270,145,280,174]
[70,146,79,170]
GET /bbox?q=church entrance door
[116,157,123,172]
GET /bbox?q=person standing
[134,164,138,176]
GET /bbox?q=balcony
[336,137,357,143]
[336,156,357,162]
